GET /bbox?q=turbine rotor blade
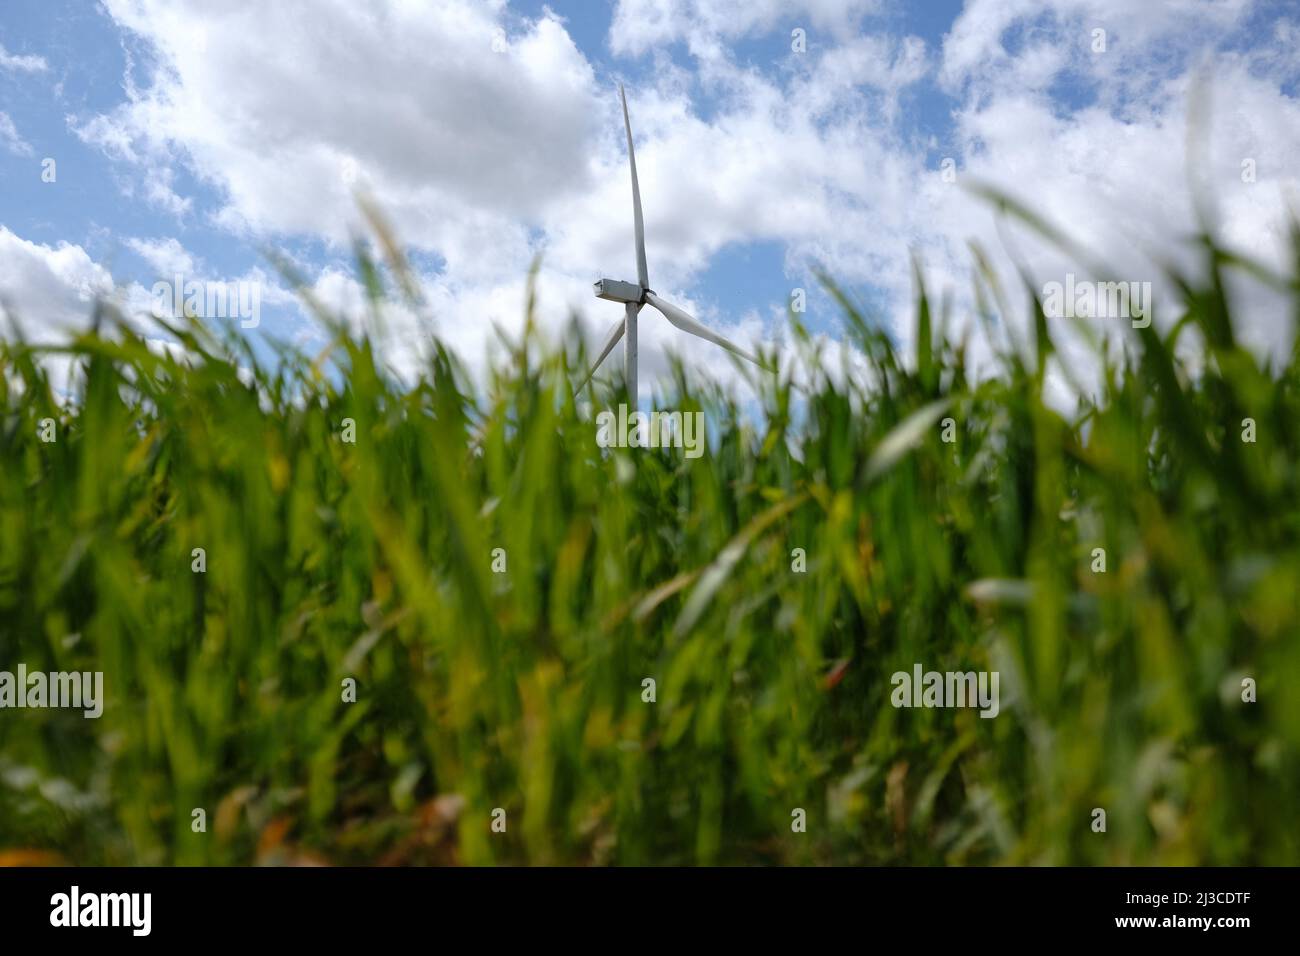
[644,291,766,368]
[577,316,626,390]
[620,84,649,290]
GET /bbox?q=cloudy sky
[1,0,1298,397]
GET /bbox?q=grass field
[2,198,1299,866]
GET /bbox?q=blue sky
[2,0,1298,396]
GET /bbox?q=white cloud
[939,0,1252,94]
[598,0,1300,396]
[76,0,599,260]
[924,7,1300,371]
[609,0,881,56]
[51,0,1300,406]
[0,227,297,357]
[124,236,197,276]
[0,228,232,396]
[0,43,48,73]
[0,112,33,156]
[0,227,114,339]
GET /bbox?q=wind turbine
[580,85,765,402]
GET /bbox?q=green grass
[2,197,1299,866]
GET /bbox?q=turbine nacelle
[593,278,644,304]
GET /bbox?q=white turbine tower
[581,85,764,401]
